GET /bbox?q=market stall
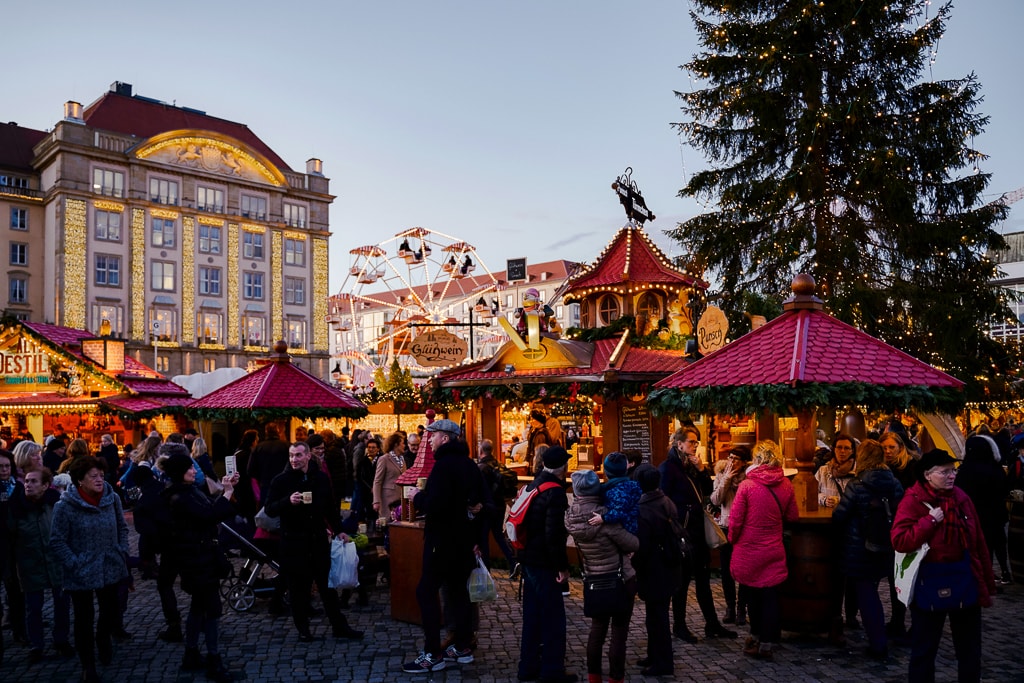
[0,320,191,447]
[648,274,966,631]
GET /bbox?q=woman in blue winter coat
[49,455,129,683]
[832,439,904,659]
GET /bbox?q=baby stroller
[218,522,285,613]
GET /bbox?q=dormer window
[598,294,620,325]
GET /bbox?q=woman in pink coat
[728,440,799,660]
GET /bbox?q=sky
[5,1,1024,297]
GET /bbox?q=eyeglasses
[928,468,957,478]
[685,439,700,446]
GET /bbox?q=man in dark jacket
[265,442,362,643]
[476,439,518,574]
[634,465,683,676]
[402,419,487,674]
[98,435,121,488]
[659,426,735,641]
[517,446,576,683]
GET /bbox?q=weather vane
[611,167,655,225]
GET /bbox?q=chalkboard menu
[619,404,652,461]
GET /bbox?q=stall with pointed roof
[430,170,706,467]
[649,273,965,510]
[186,340,368,423]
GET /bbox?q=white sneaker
[402,651,446,673]
[443,644,475,664]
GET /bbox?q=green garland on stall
[427,379,653,406]
[186,404,368,422]
[646,383,966,419]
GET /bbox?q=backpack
[505,481,560,550]
[863,485,894,553]
[496,464,521,501]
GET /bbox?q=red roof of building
[0,122,47,170]
[83,89,291,172]
[437,337,688,384]
[655,295,963,390]
[188,352,366,417]
[565,225,702,295]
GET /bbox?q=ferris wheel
[329,227,504,384]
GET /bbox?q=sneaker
[402,651,446,673]
[443,644,475,664]
[998,572,1012,585]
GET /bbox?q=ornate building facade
[1,82,332,377]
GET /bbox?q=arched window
[598,295,620,325]
[636,292,662,320]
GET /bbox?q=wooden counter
[779,507,837,633]
[389,521,424,625]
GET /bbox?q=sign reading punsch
[697,305,729,355]
[410,329,468,367]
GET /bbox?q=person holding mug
[265,441,363,643]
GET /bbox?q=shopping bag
[703,508,728,549]
[254,506,281,533]
[893,542,929,607]
[328,537,360,589]
[467,556,497,603]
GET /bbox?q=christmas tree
[669,0,1014,398]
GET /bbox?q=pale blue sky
[5,1,1023,295]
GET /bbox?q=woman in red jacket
[728,440,799,660]
[891,449,995,683]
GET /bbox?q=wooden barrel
[779,521,836,632]
[1008,500,1024,584]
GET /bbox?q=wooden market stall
[648,274,966,632]
[0,321,192,448]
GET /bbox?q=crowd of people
[1,414,1018,683]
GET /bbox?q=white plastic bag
[894,542,929,607]
[467,556,497,603]
[328,537,360,589]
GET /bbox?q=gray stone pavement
[3,515,1022,682]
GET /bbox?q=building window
[198,312,223,344]
[198,225,221,253]
[151,217,176,248]
[151,261,176,292]
[9,277,27,304]
[150,309,177,342]
[580,302,591,328]
[243,316,266,346]
[568,303,581,328]
[598,295,620,325]
[243,272,264,299]
[198,267,221,295]
[284,278,305,305]
[155,356,169,373]
[95,255,121,286]
[95,210,122,241]
[9,243,27,266]
[287,319,307,348]
[240,195,267,221]
[284,238,306,266]
[284,204,306,228]
[91,304,124,337]
[10,208,27,230]
[0,175,29,188]
[92,168,124,198]
[203,358,217,372]
[243,231,264,259]
[148,178,179,205]
[196,186,224,213]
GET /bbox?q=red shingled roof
[655,305,963,390]
[0,122,47,170]
[437,337,688,384]
[188,356,366,413]
[566,225,701,294]
[83,90,291,172]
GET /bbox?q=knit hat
[603,452,628,478]
[964,434,1000,464]
[634,464,660,492]
[541,446,570,469]
[161,452,194,483]
[158,442,190,459]
[571,469,601,497]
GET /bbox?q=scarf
[924,483,971,553]
[77,484,102,507]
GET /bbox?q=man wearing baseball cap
[402,419,488,674]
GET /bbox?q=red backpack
[504,482,560,550]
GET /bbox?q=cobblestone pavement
[3,515,1022,682]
